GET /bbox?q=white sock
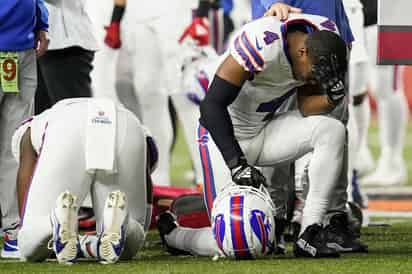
[377,90,408,159]
[79,234,99,259]
[79,219,145,260]
[165,226,220,256]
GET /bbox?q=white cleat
[354,146,375,178]
[98,191,128,264]
[49,191,80,265]
[361,157,407,186]
[1,223,20,259]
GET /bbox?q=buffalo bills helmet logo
[250,209,274,253]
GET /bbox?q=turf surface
[1,120,411,272]
[1,221,412,274]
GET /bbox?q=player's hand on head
[312,54,346,105]
[179,17,210,46]
[264,3,302,21]
[231,158,267,189]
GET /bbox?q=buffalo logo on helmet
[250,209,274,254]
[197,132,209,146]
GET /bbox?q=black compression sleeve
[197,0,211,17]
[111,5,125,22]
[199,75,245,169]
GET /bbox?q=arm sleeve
[35,0,49,31]
[199,75,245,168]
[197,0,211,17]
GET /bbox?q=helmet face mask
[211,184,276,259]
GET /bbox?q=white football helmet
[181,45,220,105]
[211,183,276,259]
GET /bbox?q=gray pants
[0,49,36,230]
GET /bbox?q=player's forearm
[110,1,126,23]
[298,94,336,116]
[199,75,245,169]
[114,0,126,6]
[197,0,220,17]
[17,129,38,217]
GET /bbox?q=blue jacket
[0,0,49,51]
[251,0,354,44]
[221,0,233,15]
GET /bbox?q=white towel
[85,99,117,174]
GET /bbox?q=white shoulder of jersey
[229,16,283,73]
[229,14,340,73]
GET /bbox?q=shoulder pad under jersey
[230,16,283,74]
[230,14,340,74]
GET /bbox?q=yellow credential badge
[0,52,19,93]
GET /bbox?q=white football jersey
[226,14,341,139]
[342,0,363,9]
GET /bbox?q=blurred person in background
[0,0,48,258]
[34,0,98,114]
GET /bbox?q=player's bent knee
[312,117,346,147]
[120,220,146,260]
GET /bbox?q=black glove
[231,159,267,189]
[312,54,346,105]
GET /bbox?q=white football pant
[18,103,150,261]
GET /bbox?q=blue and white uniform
[197,14,346,234]
[14,98,153,262]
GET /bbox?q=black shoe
[274,218,287,254]
[156,212,191,256]
[294,224,340,258]
[284,221,301,243]
[324,213,368,253]
[347,202,363,237]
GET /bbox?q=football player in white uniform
[14,98,156,264]
[157,183,276,259]
[359,2,409,186]
[162,13,351,258]
[88,1,201,186]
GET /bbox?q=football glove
[104,21,121,49]
[231,160,267,189]
[179,17,209,46]
[312,54,346,105]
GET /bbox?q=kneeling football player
[162,13,351,259]
[14,98,156,264]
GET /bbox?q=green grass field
[1,120,412,273]
[1,221,412,274]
